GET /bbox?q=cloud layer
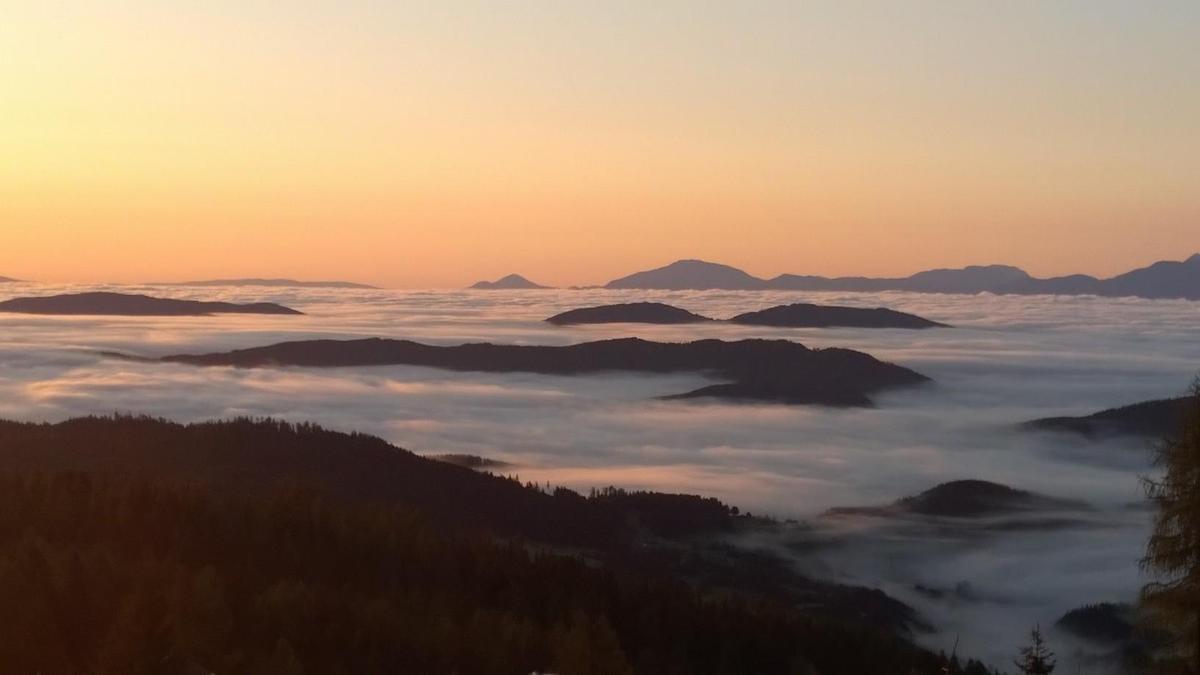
[2,282,1198,668]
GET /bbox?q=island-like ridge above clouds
[1024,397,1191,439]
[0,292,302,316]
[155,336,930,407]
[605,254,1200,300]
[825,480,1087,519]
[546,302,713,325]
[545,301,946,329]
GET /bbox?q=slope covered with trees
[0,416,997,674]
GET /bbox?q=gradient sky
[2,1,1197,287]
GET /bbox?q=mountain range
[604,254,1200,300]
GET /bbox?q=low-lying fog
[2,282,1197,669]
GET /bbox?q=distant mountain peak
[470,274,549,290]
[606,259,766,290]
[665,259,749,271]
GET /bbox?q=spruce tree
[1142,378,1200,672]
[1014,625,1055,675]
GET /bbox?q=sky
[2,1,1197,287]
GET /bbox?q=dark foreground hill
[159,337,930,406]
[0,292,302,316]
[729,303,946,329]
[0,415,974,675]
[1024,397,1189,439]
[827,480,1085,518]
[546,302,713,325]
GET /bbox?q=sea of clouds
[1,281,1197,668]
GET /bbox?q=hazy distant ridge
[605,254,1200,300]
[161,278,377,289]
[470,274,549,289]
[0,292,302,316]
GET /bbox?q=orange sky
[2,2,1197,287]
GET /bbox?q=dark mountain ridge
[546,302,713,325]
[546,302,946,329]
[827,480,1085,518]
[1024,397,1190,439]
[604,254,1200,300]
[729,303,946,329]
[158,336,930,406]
[0,291,302,316]
[0,415,962,674]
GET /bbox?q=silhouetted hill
[605,254,1200,299]
[0,416,619,547]
[1024,397,1188,439]
[605,260,767,290]
[897,480,1083,516]
[164,278,377,289]
[999,273,1104,296]
[1055,602,1165,672]
[159,337,930,406]
[827,480,1085,518]
[0,292,302,316]
[1097,253,1200,299]
[470,274,549,289]
[771,266,1033,294]
[903,265,1032,293]
[1057,603,1134,644]
[729,303,946,329]
[547,301,944,329]
[0,416,961,674]
[546,302,713,325]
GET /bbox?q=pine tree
[1141,378,1200,672]
[1014,624,1055,675]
